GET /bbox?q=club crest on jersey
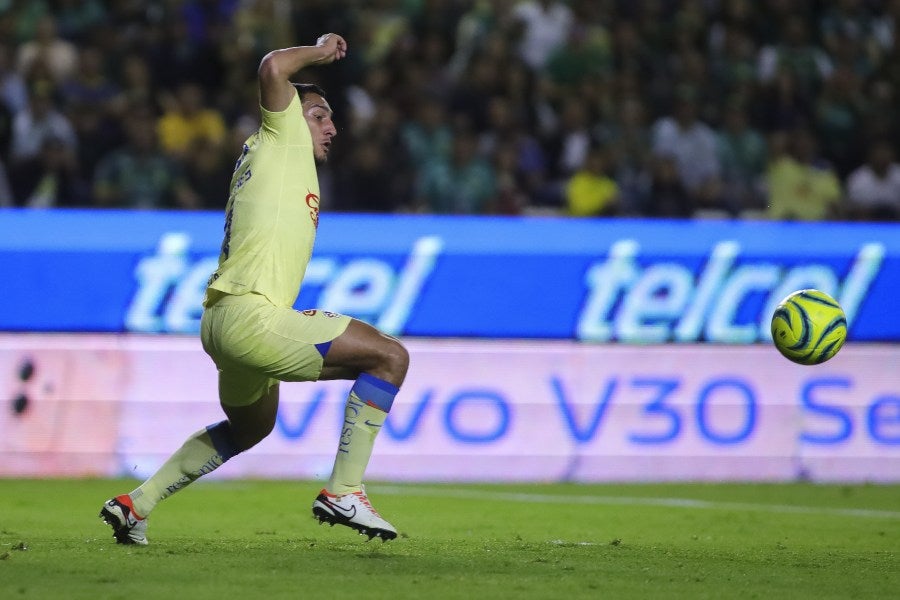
[306,192,320,228]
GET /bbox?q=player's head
[293,83,335,164]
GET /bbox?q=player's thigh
[202,296,348,397]
[259,306,351,382]
[216,363,277,408]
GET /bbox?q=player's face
[302,93,336,163]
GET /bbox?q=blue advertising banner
[2,209,896,342]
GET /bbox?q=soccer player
[99,33,408,545]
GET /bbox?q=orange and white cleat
[99,494,148,545]
[312,485,397,541]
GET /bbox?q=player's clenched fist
[314,34,347,64]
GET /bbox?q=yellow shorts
[200,291,351,406]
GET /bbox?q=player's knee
[380,337,409,381]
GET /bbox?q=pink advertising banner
[1,334,898,482]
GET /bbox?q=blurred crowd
[1,0,899,221]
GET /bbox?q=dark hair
[292,83,327,101]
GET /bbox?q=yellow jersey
[766,157,841,221]
[204,91,321,308]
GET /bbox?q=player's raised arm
[257,33,347,112]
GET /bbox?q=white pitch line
[375,485,900,520]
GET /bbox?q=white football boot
[312,485,397,541]
[99,495,148,545]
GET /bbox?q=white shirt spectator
[651,116,721,193]
[846,163,900,210]
[10,102,78,163]
[512,1,574,70]
[15,16,79,83]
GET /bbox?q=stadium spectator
[156,81,227,160]
[764,128,843,221]
[757,14,833,95]
[402,93,453,167]
[447,0,520,80]
[717,100,768,214]
[2,1,50,46]
[646,154,693,218]
[52,0,107,43]
[595,95,652,215]
[334,138,405,214]
[859,77,899,149]
[609,19,655,83]
[8,135,87,207]
[230,0,293,59]
[146,13,226,93]
[9,79,77,166]
[818,0,887,66]
[544,22,611,89]
[708,0,764,54]
[416,126,496,214]
[544,95,593,182]
[112,54,158,116]
[58,45,120,114]
[93,104,197,209]
[182,136,230,210]
[564,143,619,217]
[491,138,531,215]
[708,19,759,102]
[814,65,868,178]
[67,100,121,182]
[0,43,28,116]
[0,0,897,220]
[663,46,721,130]
[495,57,539,129]
[511,0,574,72]
[478,94,548,209]
[479,94,518,157]
[845,139,900,221]
[15,15,79,83]
[651,88,724,216]
[755,67,812,134]
[449,54,504,132]
[408,30,456,99]
[180,0,241,47]
[344,64,390,135]
[349,96,414,211]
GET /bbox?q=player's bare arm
[258,34,347,112]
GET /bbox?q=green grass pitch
[1,479,898,599]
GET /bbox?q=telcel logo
[125,233,441,334]
[577,240,884,343]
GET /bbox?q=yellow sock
[129,422,238,517]
[326,391,388,496]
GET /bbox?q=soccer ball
[770,289,847,365]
